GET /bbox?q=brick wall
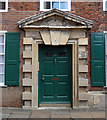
[1,2,107,107]
[1,2,39,107]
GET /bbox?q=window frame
[0,31,7,86]
[40,0,71,11]
[0,0,8,12]
[103,0,107,11]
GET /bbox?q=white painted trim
[0,83,4,86]
[104,31,107,33]
[40,0,71,11]
[0,30,7,33]
[0,31,7,86]
[0,0,8,12]
[103,0,107,11]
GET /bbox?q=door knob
[41,78,44,81]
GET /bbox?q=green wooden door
[39,45,72,105]
[91,33,105,86]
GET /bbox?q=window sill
[40,9,71,12]
[0,10,8,12]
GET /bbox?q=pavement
[0,107,106,120]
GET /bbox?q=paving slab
[51,114,70,118]
[1,114,10,118]
[12,109,32,112]
[2,109,12,114]
[91,111,105,118]
[51,111,70,118]
[70,111,92,118]
[1,118,8,120]
[30,110,51,118]
[51,118,72,120]
[71,118,93,120]
[9,114,30,118]
[51,110,70,114]
[93,118,107,120]
[6,118,28,120]
[11,111,31,115]
[1,107,107,120]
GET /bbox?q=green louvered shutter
[5,33,20,86]
[91,33,105,86]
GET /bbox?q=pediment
[29,15,80,27]
[18,9,93,28]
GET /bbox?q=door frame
[32,40,79,108]
[38,45,72,107]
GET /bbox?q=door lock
[41,78,44,81]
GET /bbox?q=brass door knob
[41,78,44,81]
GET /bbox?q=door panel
[39,45,72,104]
[43,82,54,97]
[43,61,54,75]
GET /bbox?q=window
[0,0,8,12]
[103,0,107,11]
[0,31,6,86]
[40,0,71,11]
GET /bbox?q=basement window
[103,0,107,11]
[40,0,71,11]
[0,0,8,12]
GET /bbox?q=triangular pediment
[18,9,93,28]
